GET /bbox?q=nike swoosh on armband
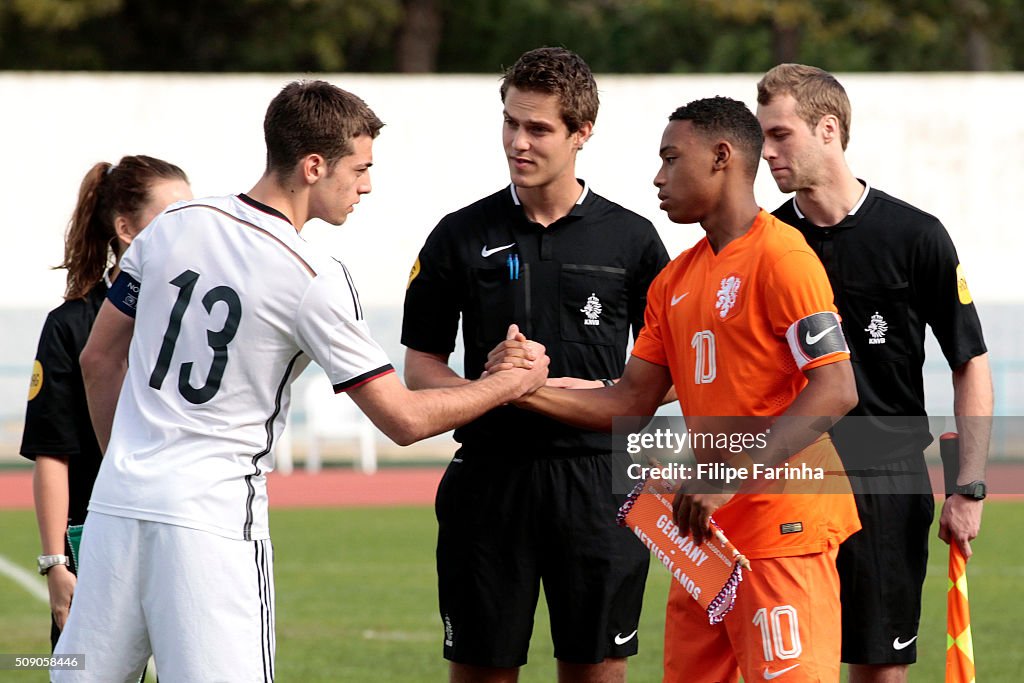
[805,324,838,345]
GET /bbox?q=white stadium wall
[1,73,1022,457]
[2,71,1023,312]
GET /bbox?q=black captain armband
[107,271,142,318]
[785,311,848,370]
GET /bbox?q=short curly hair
[499,47,599,134]
[669,97,764,179]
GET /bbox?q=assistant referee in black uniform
[23,279,107,646]
[757,64,992,683]
[20,155,190,650]
[402,48,669,683]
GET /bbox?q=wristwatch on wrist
[953,480,987,501]
[37,554,69,575]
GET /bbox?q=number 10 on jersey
[691,330,716,385]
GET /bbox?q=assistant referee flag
[947,542,975,682]
[941,432,976,683]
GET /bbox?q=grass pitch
[1,502,1021,681]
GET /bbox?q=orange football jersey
[633,210,860,558]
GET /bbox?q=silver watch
[37,554,69,575]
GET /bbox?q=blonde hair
[757,64,851,150]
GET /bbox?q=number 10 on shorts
[753,605,803,661]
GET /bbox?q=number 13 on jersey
[149,269,243,405]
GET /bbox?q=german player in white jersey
[53,80,549,683]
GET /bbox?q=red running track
[0,467,444,510]
[1,464,1022,510]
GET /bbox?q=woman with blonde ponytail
[20,155,191,648]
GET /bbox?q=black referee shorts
[435,448,650,668]
[838,457,934,665]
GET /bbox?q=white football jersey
[88,195,393,540]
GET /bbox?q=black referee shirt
[21,281,107,525]
[403,182,669,454]
[773,183,987,466]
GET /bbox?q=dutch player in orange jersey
[490,97,862,682]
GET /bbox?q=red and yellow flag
[946,542,976,682]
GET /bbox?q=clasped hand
[484,325,608,391]
[484,324,550,397]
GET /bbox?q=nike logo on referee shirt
[613,630,637,645]
[804,324,838,345]
[481,243,516,257]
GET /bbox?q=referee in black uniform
[757,64,992,683]
[402,48,669,683]
[20,155,190,650]
[22,281,107,646]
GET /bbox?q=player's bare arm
[488,338,607,389]
[512,355,672,431]
[540,379,679,410]
[672,360,858,544]
[80,300,135,452]
[754,359,858,464]
[404,349,472,390]
[407,324,539,388]
[350,346,549,446]
[939,352,993,557]
[484,325,678,400]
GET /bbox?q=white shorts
[53,512,275,682]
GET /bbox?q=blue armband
[107,271,141,318]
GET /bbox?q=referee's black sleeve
[402,217,462,356]
[628,226,671,340]
[21,314,81,459]
[912,220,987,370]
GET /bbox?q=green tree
[396,0,442,72]
[695,0,1024,71]
[0,0,402,71]
[1,0,1022,72]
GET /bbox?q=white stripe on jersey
[256,539,275,682]
[89,195,392,540]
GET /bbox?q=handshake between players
[484,323,731,544]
